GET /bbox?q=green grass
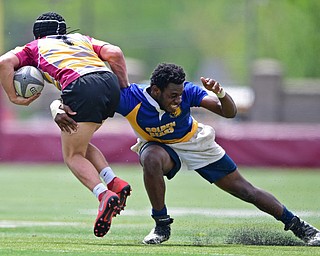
[0,164,320,255]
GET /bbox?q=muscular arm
[100,44,129,88]
[200,94,237,118]
[0,52,19,101]
[199,77,237,118]
[0,51,40,105]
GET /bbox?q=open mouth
[167,104,179,114]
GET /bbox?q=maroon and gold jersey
[11,33,111,90]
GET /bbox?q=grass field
[0,164,320,256]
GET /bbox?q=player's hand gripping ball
[14,66,44,98]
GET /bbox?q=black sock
[152,205,167,216]
[279,206,295,225]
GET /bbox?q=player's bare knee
[141,147,160,163]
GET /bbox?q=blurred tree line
[1,0,319,84]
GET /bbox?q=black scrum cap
[33,12,67,39]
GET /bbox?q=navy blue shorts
[140,141,237,183]
[195,154,237,183]
[61,71,120,123]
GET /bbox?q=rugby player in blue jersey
[51,63,320,246]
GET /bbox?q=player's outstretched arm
[199,77,237,118]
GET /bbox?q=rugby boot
[284,216,320,246]
[94,190,119,237]
[143,215,174,244]
[108,177,132,214]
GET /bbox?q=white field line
[1,208,319,228]
[0,221,81,228]
[79,207,320,218]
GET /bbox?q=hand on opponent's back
[52,102,78,134]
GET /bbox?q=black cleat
[285,216,320,246]
[143,215,174,244]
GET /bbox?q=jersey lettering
[145,122,176,137]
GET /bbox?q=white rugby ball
[14,66,44,98]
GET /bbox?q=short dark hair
[33,12,67,39]
[150,63,186,91]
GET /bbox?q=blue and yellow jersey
[117,82,208,144]
[11,33,111,90]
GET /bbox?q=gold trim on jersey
[42,72,61,90]
[125,103,198,144]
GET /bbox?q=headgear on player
[33,12,67,39]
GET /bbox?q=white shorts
[130,123,225,170]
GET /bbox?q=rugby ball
[14,66,44,98]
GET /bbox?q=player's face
[157,83,184,113]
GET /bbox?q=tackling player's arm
[50,99,78,134]
[0,51,40,106]
[199,77,237,118]
[99,44,129,89]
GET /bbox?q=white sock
[99,167,116,184]
[92,183,107,199]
